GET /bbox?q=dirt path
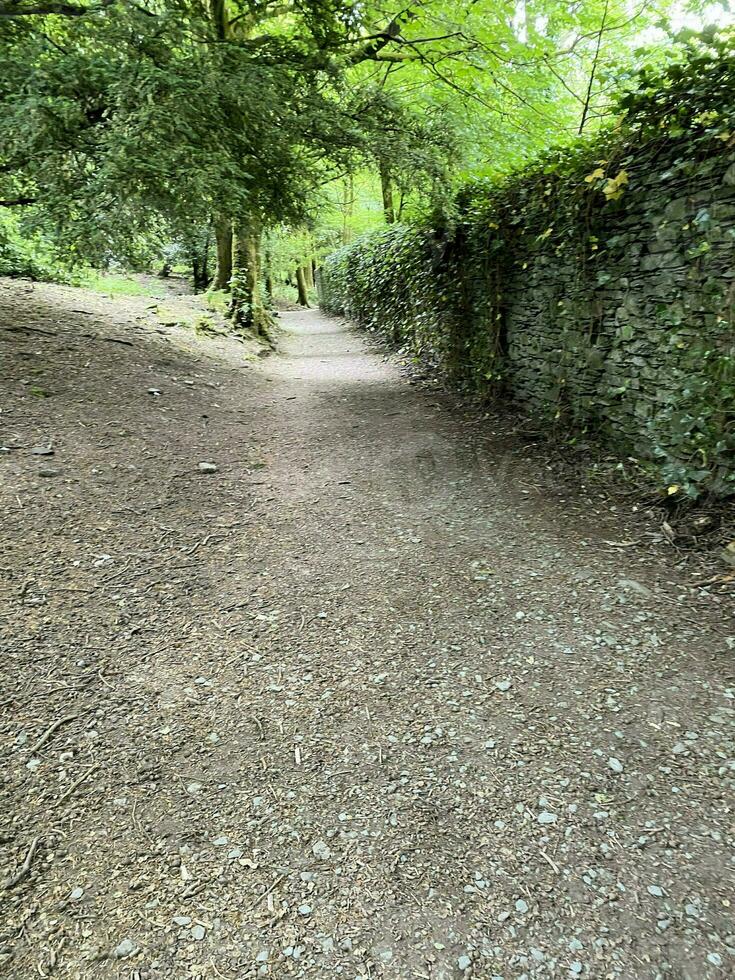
[1,280,734,980]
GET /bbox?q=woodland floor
[1,276,734,980]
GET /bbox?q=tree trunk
[230,219,272,338]
[202,222,212,292]
[263,248,274,301]
[192,255,210,292]
[303,262,314,290]
[397,188,406,221]
[209,0,228,38]
[295,266,310,307]
[379,160,396,224]
[194,223,211,292]
[213,216,233,291]
[342,176,354,244]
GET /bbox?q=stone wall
[320,134,735,497]
[498,144,735,485]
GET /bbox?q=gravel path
[1,280,734,979]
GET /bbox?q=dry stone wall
[320,127,735,497]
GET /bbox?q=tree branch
[0,0,114,17]
[228,2,292,30]
[349,4,419,65]
[0,197,37,206]
[369,51,420,62]
[579,0,609,134]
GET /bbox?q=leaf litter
[0,278,733,978]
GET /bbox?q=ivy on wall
[320,31,735,498]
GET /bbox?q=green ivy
[320,31,735,499]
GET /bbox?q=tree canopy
[1,0,731,316]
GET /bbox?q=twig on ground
[181,882,208,900]
[1,325,57,337]
[29,714,78,755]
[244,874,288,916]
[2,837,40,891]
[540,849,560,874]
[76,332,135,346]
[182,533,216,556]
[54,764,99,807]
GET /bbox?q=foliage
[0,211,71,279]
[615,24,735,140]
[3,0,723,284]
[279,1,733,274]
[265,226,315,282]
[1,2,368,260]
[77,271,166,297]
[320,30,735,498]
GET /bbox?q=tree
[1,0,718,319]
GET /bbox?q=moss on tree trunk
[213,216,233,291]
[230,219,273,338]
[295,265,310,306]
[379,160,396,225]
